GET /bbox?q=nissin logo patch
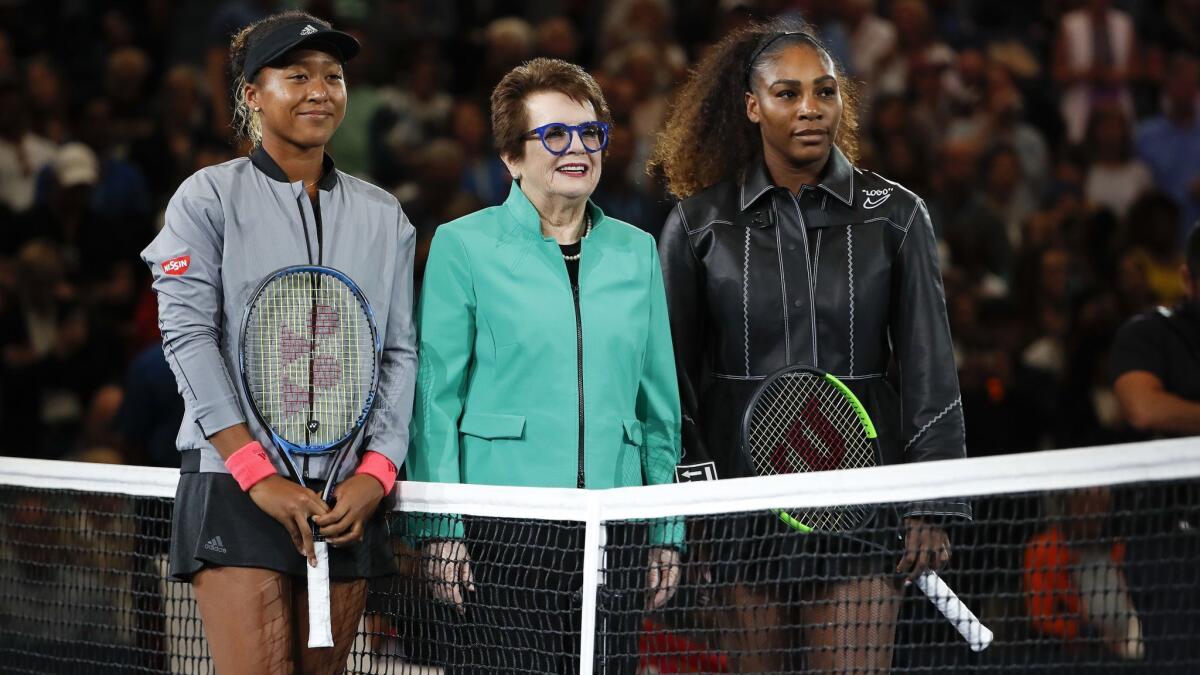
[161,255,191,275]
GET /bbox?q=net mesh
[1,441,1198,674]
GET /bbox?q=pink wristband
[225,441,277,491]
[355,451,398,496]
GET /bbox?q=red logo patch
[162,255,190,275]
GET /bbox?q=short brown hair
[490,57,612,161]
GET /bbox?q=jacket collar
[502,181,607,241]
[251,145,339,191]
[739,145,855,211]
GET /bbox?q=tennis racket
[741,365,993,651]
[239,265,382,648]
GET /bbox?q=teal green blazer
[408,184,683,545]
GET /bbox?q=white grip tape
[915,570,993,652]
[307,540,334,648]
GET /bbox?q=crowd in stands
[0,0,1198,467]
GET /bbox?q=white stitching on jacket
[774,201,791,363]
[847,225,855,377]
[904,396,962,453]
[743,227,751,376]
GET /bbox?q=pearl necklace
[561,213,592,262]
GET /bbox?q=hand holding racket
[741,365,993,652]
[240,265,382,648]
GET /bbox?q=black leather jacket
[659,148,970,520]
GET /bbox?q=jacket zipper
[790,193,820,365]
[572,277,586,488]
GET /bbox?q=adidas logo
[300,24,318,36]
[204,536,228,554]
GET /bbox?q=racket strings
[244,270,377,449]
[747,373,876,531]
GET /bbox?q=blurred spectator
[0,240,108,457]
[0,29,13,79]
[103,46,155,155]
[1083,105,1153,220]
[401,138,479,286]
[0,76,57,237]
[371,53,454,191]
[591,120,666,238]
[450,100,509,207]
[836,0,897,84]
[927,139,1012,288]
[63,97,153,223]
[1053,0,1137,145]
[130,65,213,207]
[874,0,957,97]
[1122,192,1186,305]
[115,340,183,468]
[980,143,1038,250]
[24,57,69,143]
[1108,225,1200,437]
[599,0,687,77]
[536,16,581,62]
[1135,52,1200,243]
[1024,487,1144,663]
[478,17,536,96]
[607,41,672,189]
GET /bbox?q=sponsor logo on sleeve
[675,461,718,482]
[161,255,191,275]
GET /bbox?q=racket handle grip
[307,540,334,648]
[914,570,993,652]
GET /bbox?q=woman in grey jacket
[141,11,417,674]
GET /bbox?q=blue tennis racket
[239,265,381,648]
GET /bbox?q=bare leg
[294,578,369,675]
[193,566,295,675]
[799,576,902,674]
[718,583,793,673]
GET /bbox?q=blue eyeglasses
[525,121,611,156]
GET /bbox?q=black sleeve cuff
[903,499,973,523]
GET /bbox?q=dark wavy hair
[648,19,860,199]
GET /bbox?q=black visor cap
[243,19,361,82]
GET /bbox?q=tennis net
[0,438,1197,673]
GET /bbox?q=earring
[253,107,261,112]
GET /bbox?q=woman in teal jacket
[407,58,682,674]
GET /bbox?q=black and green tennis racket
[740,365,992,650]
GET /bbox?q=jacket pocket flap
[622,419,644,446]
[459,413,526,440]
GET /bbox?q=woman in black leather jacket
[650,19,969,672]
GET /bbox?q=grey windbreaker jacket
[141,148,417,481]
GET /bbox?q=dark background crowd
[0,0,1197,466]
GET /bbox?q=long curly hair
[648,19,861,199]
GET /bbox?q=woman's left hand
[646,547,682,610]
[313,474,385,547]
[896,517,951,584]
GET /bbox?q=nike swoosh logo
[863,196,890,209]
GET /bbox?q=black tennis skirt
[169,457,396,582]
[701,507,904,588]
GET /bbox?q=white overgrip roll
[307,540,334,648]
[914,570,994,652]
